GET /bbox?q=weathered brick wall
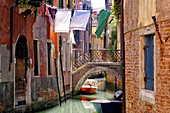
[106,72,122,90]
[125,20,170,112]
[31,77,59,102]
[154,21,170,113]
[125,30,142,112]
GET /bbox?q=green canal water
[38,90,116,113]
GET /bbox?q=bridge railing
[72,49,121,70]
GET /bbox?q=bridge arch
[73,66,122,95]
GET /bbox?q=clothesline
[44,4,90,33]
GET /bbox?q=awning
[70,10,90,31]
[53,9,71,33]
[95,9,110,38]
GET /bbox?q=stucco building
[0,0,73,111]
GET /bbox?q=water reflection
[38,90,115,113]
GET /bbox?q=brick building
[124,0,170,112]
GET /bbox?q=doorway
[15,35,28,106]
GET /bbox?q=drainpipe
[120,0,125,113]
[10,0,18,64]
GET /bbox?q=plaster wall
[124,0,170,33]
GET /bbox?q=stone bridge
[71,49,122,95]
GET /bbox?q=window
[76,30,80,43]
[0,31,1,82]
[33,40,39,76]
[82,40,84,53]
[97,44,98,50]
[59,0,63,8]
[86,42,88,52]
[67,40,70,71]
[63,38,66,71]
[144,34,154,91]
[47,42,51,75]
[46,0,53,5]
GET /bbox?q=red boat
[80,79,98,94]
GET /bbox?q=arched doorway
[15,35,28,106]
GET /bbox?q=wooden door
[15,36,27,106]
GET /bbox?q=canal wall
[106,72,122,90]
[0,82,14,112]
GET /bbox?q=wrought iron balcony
[72,49,121,70]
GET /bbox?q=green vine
[18,0,29,7]
[110,0,121,21]
[70,0,75,8]
[34,8,38,18]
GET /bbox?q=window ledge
[139,89,155,104]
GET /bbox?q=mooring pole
[120,0,125,113]
[55,59,61,106]
[59,34,66,103]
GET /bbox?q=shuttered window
[47,42,51,75]
[67,40,70,71]
[34,40,39,76]
[63,38,66,71]
[144,34,154,91]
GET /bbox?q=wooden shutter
[47,42,51,75]
[144,35,154,91]
[33,40,38,76]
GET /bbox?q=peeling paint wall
[33,11,47,77]
[124,0,170,33]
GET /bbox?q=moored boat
[90,99,122,113]
[90,90,123,113]
[80,79,98,94]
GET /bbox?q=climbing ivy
[110,0,121,21]
[18,0,29,7]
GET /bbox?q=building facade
[124,0,170,112]
[72,0,92,60]
[0,0,73,111]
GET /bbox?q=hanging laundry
[45,4,53,26]
[70,30,76,44]
[51,8,57,19]
[54,9,71,33]
[45,4,57,26]
[70,10,90,31]
[95,9,110,38]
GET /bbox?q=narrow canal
[38,89,116,113]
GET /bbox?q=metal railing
[72,49,121,70]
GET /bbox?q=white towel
[54,9,71,33]
[70,10,90,31]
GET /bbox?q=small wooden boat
[80,79,98,94]
[90,90,123,113]
[90,99,122,113]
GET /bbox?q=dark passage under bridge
[72,49,122,95]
